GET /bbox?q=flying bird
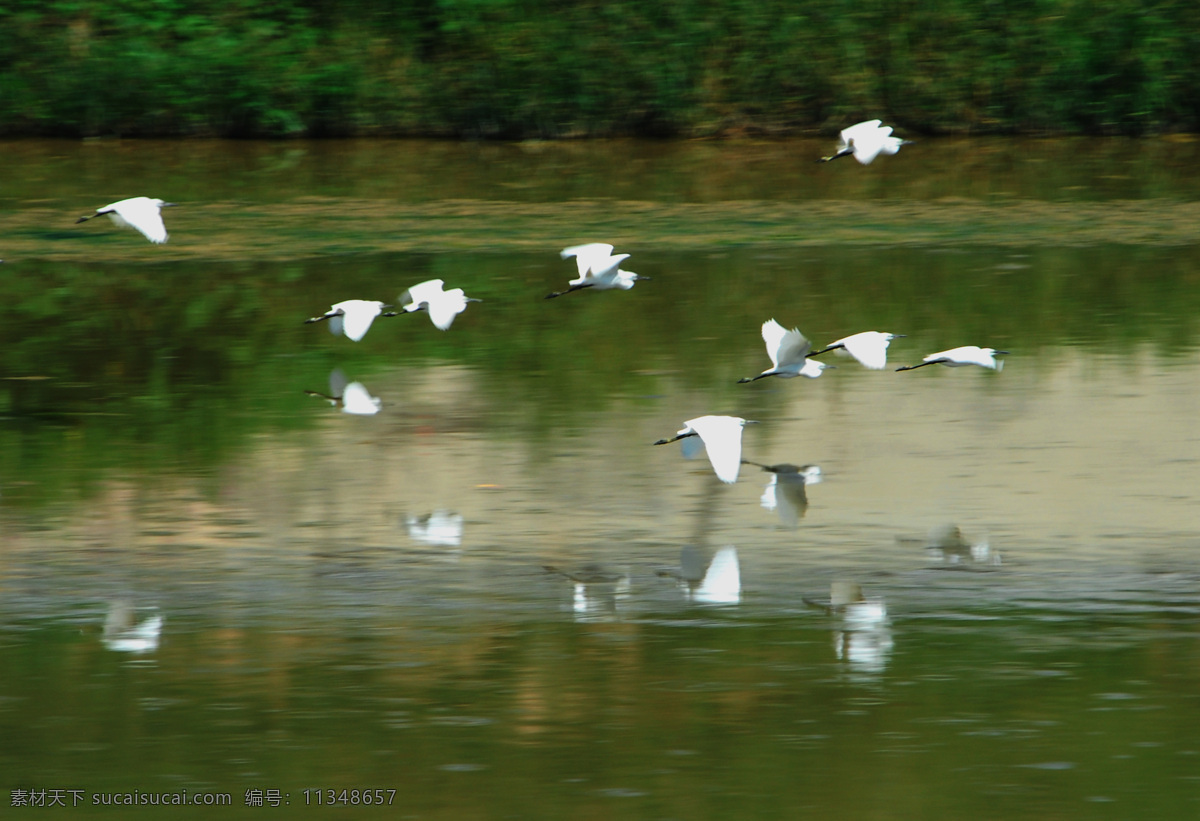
[739,319,831,382]
[398,279,480,329]
[305,299,396,342]
[76,197,176,244]
[809,331,904,370]
[818,120,911,165]
[654,415,757,484]
[547,243,648,298]
[896,346,1008,372]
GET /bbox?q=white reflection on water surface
[102,600,164,654]
[304,368,382,415]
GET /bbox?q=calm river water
[1,138,1199,818]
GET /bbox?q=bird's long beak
[996,350,1010,355]
[161,202,178,208]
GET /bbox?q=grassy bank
[2,0,1200,138]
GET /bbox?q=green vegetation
[3,0,1200,137]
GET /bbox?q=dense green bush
[2,0,1199,137]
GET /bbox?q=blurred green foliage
[2,243,1198,509]
[2,0,1200,137]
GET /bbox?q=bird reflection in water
[544,565,631,623]
[744,461,822,527]
[102,600,163,654]
[805,581,893,675]
[658,545,741,605]
[304,368,382,416]
[405,511,464,548]
[900,525,1000,567]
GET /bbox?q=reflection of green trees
[1,245,1197,507]
[2,609,1195,817]
[4,0,1200,136]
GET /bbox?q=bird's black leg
[653,432,697,446]
[895,360,936,372]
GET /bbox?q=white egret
[547,243,648,298]
[896,346,1008,372]
[76,197,175,244]
[818,119,912,165]
[305,299,396,342]
[398,279,480,330]
[654,415,757,484]
[102,601,163,654]
[809,331,904,370]
[739,319,831,382]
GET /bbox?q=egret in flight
[739,319,831,382]
[76,197,176,244]
[818,120,911,165]
[896,346,1008,372]
[809,331,904,370]
[547,243,648,298]
[398,279,480,329]
[654,415,757,484]
[305,299,396,342]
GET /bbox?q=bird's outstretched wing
[115,198,169,244]
[561,243,615,277]
[840,332,891,370]
[690,416,745,484]
[428,288,469,330]
[400,279,446,312]
[763,319,811,369]
[340,308,376,342]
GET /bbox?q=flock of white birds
[75,120,1007,489]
